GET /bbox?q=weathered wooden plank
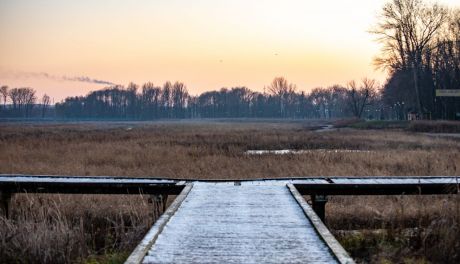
[287,184,355,264]
[0,175,182,195]
[125,183,193,264]
[293,182,459,195]
[142,183,339,264]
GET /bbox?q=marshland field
[0,120,459,263]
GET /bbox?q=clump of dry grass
[332,118,363,128]
[0,194,162,264]
[329,194,460,263]
[407,120,460,133]
[0,121,459,263]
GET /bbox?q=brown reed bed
[0,120,459,263]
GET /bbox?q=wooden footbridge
[1,175,459,264]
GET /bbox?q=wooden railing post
[149,194,169,219]
[161,194,168,212]
[0,191,12,219]
[311,194,328,222]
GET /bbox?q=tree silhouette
[267,77,297,117]
[41,94,51,118]
[373,0,448,115]
[347,79,378,118]
[0,86,8,110]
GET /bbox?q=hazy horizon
[1,0,459,101]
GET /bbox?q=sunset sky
[1,0,459,102]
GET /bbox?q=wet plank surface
[143,182,338,264]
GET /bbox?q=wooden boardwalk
[130,182,353,264]
[1,175,459,263]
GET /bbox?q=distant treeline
[0,73,458,120]
[51,77,385,120]
[0,78,380,120]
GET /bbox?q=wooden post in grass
[311,195,328,222]
[161,194,168,212]
[149,194,168,219]
[0,191,12,218]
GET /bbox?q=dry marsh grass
[408,120,460,133]
[0,194,154,264]
[0,120,459,263]
[1,122,459,178]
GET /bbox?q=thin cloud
[0,70,116,86]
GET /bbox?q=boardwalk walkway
[2,175,458,263]
[142,182,340,264]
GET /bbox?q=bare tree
[41,94,51,118]
[372,0,448,114]
[347,79,378,118]
[8,88,20,113]
[431,9,460,118]
[22,88,37,117]
[162,82,172,118]
[0,85,8,110]
[172,82,189,118]
[126,82,138,118]
[8,87,36,117]
[309,87,331,119]
[141,82,161,119]
[268,77,296,117]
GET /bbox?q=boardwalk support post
[161,195,168,212]
[125,184,192,264]
[148,195,169,219]
[311,195,328,222]
[0,191,12,218]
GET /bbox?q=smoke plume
[0,70,116,86]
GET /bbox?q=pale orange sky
[0,0,458,102]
